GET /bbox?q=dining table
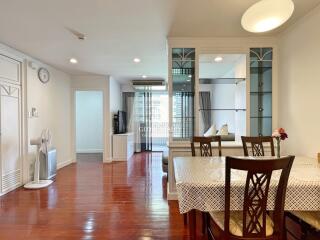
[173,156,320,239]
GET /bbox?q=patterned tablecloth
[174,156,320,214]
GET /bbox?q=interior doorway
[75,91,104,160]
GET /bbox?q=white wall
[0,42,73,182]
[109,77,122,158]
[27,62,72,174]
[109,76,122,128]
[76,91,103,153]
[278,5,320,158]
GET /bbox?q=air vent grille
[132,80,165,86]
[2,170,21,192]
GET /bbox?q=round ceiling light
[133,58,141,63]
[241,0,294,33]
[69,58,78,64]
[214,56,223,62]
[142,75,147,79]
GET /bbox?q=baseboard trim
[76,149,103,154]
[103,157,113,163]
[112,158,128,162]
[57,159,74,170]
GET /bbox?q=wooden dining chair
[184,136,222,232]
[207,155,295,240]
[191,136,222,157]
[241,136,275,157]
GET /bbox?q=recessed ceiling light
[186,79,191,82]
[188,75,192,78]
[241,0,294,33]
[69,58,78,64]
[142,75,147,79]
[214,56,223,62]
[133,58,141,63]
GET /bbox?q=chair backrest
[191,136,222,157]
[224,156,295,239]
[241,136,275,157]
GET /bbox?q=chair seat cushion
[209,211,274,237]
[290,211,320,230]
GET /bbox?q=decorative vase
[276,137,281,158]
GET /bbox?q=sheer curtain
[142,92,152,151]
[199,91,211,132]
[123,92,141,152]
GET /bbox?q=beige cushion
[209,211,274,237]
[290,211,320,230]
[218,124,229,136]
[204,124,216,137]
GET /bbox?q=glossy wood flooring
[0,152,205,240]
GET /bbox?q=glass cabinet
[171,48,195,141]
[250,48,273,136]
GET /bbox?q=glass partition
[250,48,273,136]
[171,48,195,141]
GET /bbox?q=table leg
[188,209,196,240]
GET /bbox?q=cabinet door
[0,55,21,85]
[0,83,22,193]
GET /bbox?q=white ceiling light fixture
[142,75,147,79]
[69,58,78,64]
[241,0,294,33]
[214,56,223,62]
[133,58,141,63]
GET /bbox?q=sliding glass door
[123,91,168,152]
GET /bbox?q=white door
[0,53,22,194]
[0,83,22,193]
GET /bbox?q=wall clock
[38,67,50,84]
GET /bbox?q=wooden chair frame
[241,136,275,157]
[191,136,222,157]
[207,156,295,240]
[184,136,222,231]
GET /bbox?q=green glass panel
[250,117,272,136]
[172,48,195,140]
[250,48,273,136]
[250,93,272,118]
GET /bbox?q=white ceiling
[0,0,319,83]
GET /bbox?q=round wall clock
[38,67,50,84]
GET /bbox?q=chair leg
[207,214,213,240]
[202,212,207,234]
[183,213,188,225]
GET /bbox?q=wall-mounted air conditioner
[132,80,166,91]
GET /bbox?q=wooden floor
[0,152,206,240]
